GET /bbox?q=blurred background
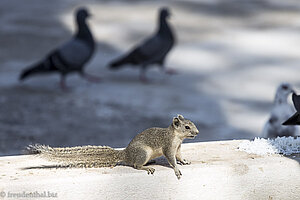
[1,0,300,156]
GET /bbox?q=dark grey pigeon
[262,83,298,138]
[109,7,176,82]
[19,7,100,90]
[282,92,300,126]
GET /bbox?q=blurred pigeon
[282,93,300,126]
[109,7,176,82]
[19,7,100,90]
[262,83,297,138]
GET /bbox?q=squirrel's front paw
[177,159,191,165]
[175,169,182,179]
[147,167,155,175]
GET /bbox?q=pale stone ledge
[0,140,299,200]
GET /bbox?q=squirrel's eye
[185,126,190,129]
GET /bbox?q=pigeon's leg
[139,66,149,83]
[81,72,101,83]
[60,75,68,91]
[160,65,177,75]
[165,68,177,75]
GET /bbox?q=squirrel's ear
[177,114,184,121]
[173,117,180,128]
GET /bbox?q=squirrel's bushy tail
[26,144,125,168]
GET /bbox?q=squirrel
[27,114,199,179]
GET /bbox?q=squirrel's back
[127,127,171,149]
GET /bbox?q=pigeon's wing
[292,93,300,112]
[263,103,298,137]
[109,37,162,68]
[111,30,174,68]
[263,114,297,137]
[262,115,278,138]
[129,35,172,64]
[57,38,92,69]
[138,36,163,56]
[282,112,300,125]
[140,35,173,62]
[125,36,161,63]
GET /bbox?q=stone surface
[0,140,299,200]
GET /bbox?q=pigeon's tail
[109,55,133,70]
[19,61,52,81]
[282,112,300,125]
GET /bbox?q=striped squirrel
[27,114,199,179]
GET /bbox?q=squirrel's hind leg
[133,164,155,175]
[126,146,155,175]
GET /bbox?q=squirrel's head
[172,114,199,140]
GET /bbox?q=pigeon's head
[172,114,199,140]
[277,83,294,95]
[76,8,91,20]
[160,7,171,19]
[275,83,295,104]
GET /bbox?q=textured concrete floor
[0,141,299,200]
[1,0,300,155]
